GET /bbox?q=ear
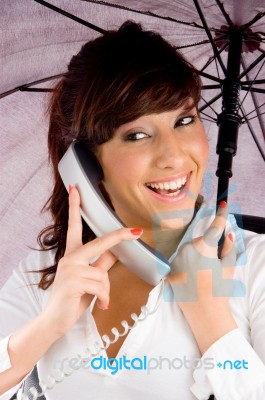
[98,181,115,210]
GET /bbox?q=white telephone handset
[58,141,171,285]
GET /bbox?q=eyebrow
[177,102,196,114]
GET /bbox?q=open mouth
[145,175,188,197]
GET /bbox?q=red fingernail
[68,185,73,194]
[228,233,234,242]
[219,201,227,209]
[130,228,143,236]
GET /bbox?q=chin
[150,206,195,231]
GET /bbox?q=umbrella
[0,2,265,399]
[1,0,265,289]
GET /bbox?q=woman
[0,21,265,400]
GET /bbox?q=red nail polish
[219,201,227,209]
[130,228,143,236]
[68,185,73,194]
[228,233,234,242]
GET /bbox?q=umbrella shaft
[216,29,243,204]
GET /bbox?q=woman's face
[96,101,209,232]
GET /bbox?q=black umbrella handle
[215,28,243,257]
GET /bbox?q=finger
[73,227,143,263]
[203,201,228,247]
[221,232,237,267]
[79,264,110,287]
[92,250,117,272]
[65,186,83,255]
[221,232,234,258]
[81,279,110,310]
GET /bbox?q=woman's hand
[41,186,142,337]
[168,202,238,354]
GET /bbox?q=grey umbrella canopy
[0,0,265,288]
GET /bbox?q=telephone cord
[22,277,166,400]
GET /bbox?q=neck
[141,205,197,259]
[141,223,190,260]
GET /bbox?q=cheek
[194,131,209,167]
[100,152,138,191]
[201,137,209,162]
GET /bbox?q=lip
[144,172,192,203]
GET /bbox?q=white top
[1,210,265,400]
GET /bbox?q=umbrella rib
[200,96,219,116]
[175,40,210,50]
[240,105,265,162]
[247,111,265,122]
[241,12,265,31]
[214,50,221,81]
[0,74,63,99]
[239,53,265,79]
[19,88,54,93]
[200,117,217,123]
[199,93,222,112]
[199,71,222,83]
[33,0,106,33]
[240,58,265,105]
[214,0,233,28]
[192,0,226,75]
[202,85,221,89]
[201,42,229,72]
[244,101,265,118]
[241,58,265,142]
[242,80,265,85]
[81,0,205,29]
[241,87,265,94]
[199,111,217,122]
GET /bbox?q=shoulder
[18,247,56,273]
[237,228,265,277]
[242,230,265,305]
[4,248,57,290]
[232,228,265,318]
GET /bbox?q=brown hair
[37,21,201,289]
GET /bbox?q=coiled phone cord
[22,278,165,400]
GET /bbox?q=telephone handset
[58,141,171,285]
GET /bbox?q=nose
[154,129,187,170]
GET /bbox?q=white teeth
[167,190,180,197]
[147,175,187,191]
[169,181,178,190]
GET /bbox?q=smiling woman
[96,106,209,255]
[0,21,265,400]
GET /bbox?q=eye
[174,115,197,128]
[124,132,150,141]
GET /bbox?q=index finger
[65,185,83,255]
[203,201,228,247]
[71,227,143,264]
